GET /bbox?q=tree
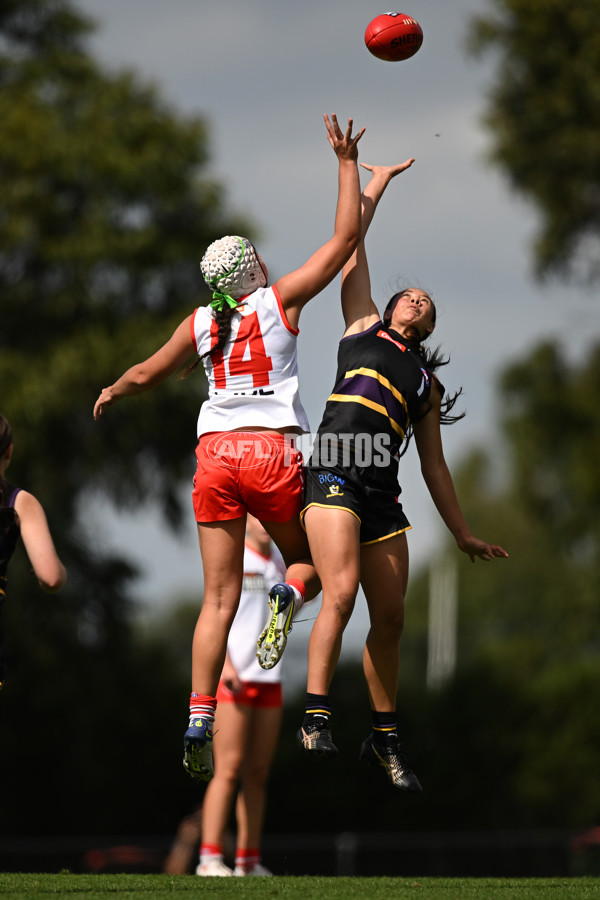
[403,341,600,829]
[467,0,600,283]
[281,339,600,835]
[0,0,253,619]
[1,0,253,524]
[0,0,252,835]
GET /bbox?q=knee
[215,755,243,782]
[325,589,356,627]
[389,609,405,638]
[371,609,405,643]
[199,590,239,623]
[242,765,270,790]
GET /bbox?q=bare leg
[358,532,421,791]
[360,532,408,711]
[303,507,361,695]
[162,807,203,874]
[192,517,247,695]
[235,705,282,850]
[263,518,320,600]
[256,517,321,671]
[201,700,248,847]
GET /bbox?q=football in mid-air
[364,13,423,62]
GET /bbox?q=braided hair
[178,304,237,381]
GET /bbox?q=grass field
[1,874,600,899]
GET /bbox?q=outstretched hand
[360,160,415,181]
[457,534,509,564]
[324,113,365,161]
[93,387,115,420]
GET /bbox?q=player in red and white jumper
[196,515,285,877]
[93,113,364,782]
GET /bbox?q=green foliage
[266,339,600,838]
[364,340,600,831]
[467,0,600,283]
[0,0,253,522]
[0,0,252,838]
[3,0,600,850]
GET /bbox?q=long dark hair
[178,305,237,381]
[0,415,13,509]
[382,290,464,452]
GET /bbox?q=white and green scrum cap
[200,235,266,301]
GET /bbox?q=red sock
[287,578,306,601]
[189,693,216,723]
[200,843,223,864]
[235,847,260,873]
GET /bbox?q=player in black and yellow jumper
[304,310,437,542]
[287,158,508,788]
[0,414,67,689]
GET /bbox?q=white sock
[289,584,304,617]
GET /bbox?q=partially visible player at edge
[195,514,286,877]
[256,157,509,790]
[93,113,364,783]
[0,413,67,688]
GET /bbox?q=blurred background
[1,0,599,878]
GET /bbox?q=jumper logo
[232,388,275,396]
[377,330,407,352]
[326,484,344,498]
[242,573,266,591]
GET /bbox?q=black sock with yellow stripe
[303,693,332,729]
[371,710,398,747]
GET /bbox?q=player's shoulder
[242,285,278,313]
[13,489,43,519]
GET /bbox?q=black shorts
[300,463,411,545]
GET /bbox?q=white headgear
[200,235,266,301]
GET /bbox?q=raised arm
[341,160,415,336]
[413,384,509,563]
[275,114,364,330]
[93,315,195,420]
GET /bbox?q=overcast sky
[77,1,598,666]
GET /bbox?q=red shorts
[192,431,304,523]
[216,680,283,708]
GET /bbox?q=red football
[365,13,423,62]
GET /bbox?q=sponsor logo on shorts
[318,473,346,486]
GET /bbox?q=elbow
[40,565,67,594]
[338,232,360,265]
[129,367,154,390]
[347,230,360,254]
[420,463,440,492]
